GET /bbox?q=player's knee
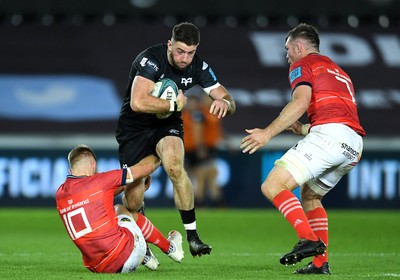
[122,194,142,212]
[166,162,185,182]
[261,182,273,200]
[261,182,285,201]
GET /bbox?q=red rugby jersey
[288,53,366,136]
[56,169,134,273]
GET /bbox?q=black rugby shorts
[118,121,183,167]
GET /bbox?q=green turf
[0,208,399,279]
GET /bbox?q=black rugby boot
[294,262,331,274]
[280,238,326,265]
[188,235,212,257]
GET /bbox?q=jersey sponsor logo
[146,60,159,71]
[139,57,148,67]
[59,198,89,214]
[289,66,302,83]
[168,129,180,135]
[202,61,208,70]
[326,68,351,83]
[181,77,193,86]
[139,57,159,71]
[341,142,360,161]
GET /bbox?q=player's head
[285,23,320,64]
[172,22,200,46]
[168,22,200,71]
[68,144,97,174]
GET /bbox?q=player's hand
[287,121,310,136]
[287,121,303,135]
[209,99,230,119]
[176,89,187,111]
[240,128,270,154]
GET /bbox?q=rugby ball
[151,78,179,119]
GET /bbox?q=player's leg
[157,136,193,210]
[123,178,146,212]
[261,165,325,266]
[262,131,339,265]
[156,135,212,256]
[293,184,331,274]
[295,164,359,273]
[131,212,184,263]
[118,139,158,268]
[294,124,363,273]
[115,205,184,264]
[123,174,162,270]
[114,205,147,273]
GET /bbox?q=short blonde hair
[67,144,97,168]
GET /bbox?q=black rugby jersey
[116,43,219,143]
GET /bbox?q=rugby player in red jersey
[241,23,365,275]
[56,144,184,273]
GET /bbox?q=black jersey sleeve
[194,58,220,93]
[133,50,163,82]
[133,45,165,82]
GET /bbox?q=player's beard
[169,52,188,71]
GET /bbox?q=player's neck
[306,51,320,56]
[71,168,93,177]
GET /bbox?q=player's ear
[90,157,97,173]
[295,42,301,54]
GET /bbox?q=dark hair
[286,23,320,51]
[172,22,200,46]
[68,144,96,168]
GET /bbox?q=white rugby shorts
[117,214,146,273]
[275,123,363,196]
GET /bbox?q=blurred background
[0,0,399,208]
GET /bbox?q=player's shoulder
[301,53,334,67]
[289,54,322,74]
[135,44,167,68]
[191,53,209,71]
[185,54,215,83]
[134,44,168,80]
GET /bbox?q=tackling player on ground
[241,23,365,275]
[56,144,184,273]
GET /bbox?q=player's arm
[114,154,161,196]
[130,75,168,113]
[208,85,236,118]
[241,85,311,154]
[125,154,161,183]
[288,121,310,136]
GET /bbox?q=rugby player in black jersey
[116,22,236,268]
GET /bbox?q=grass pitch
[0,208,399,280]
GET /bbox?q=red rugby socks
[273,190,318,241]
[306,207,329,267]
[136,213,170,253]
